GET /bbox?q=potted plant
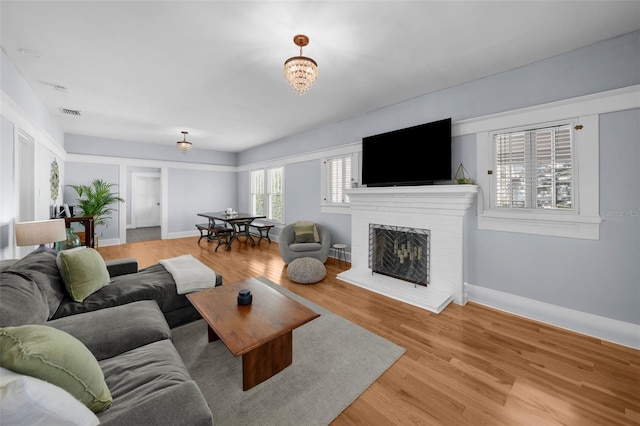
[67,179,125,247]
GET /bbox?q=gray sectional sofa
[0,250,220,425]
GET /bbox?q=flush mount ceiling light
[283,34,318,95]
[176,131,192,153]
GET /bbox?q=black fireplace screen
[368,224,430,287]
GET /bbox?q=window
[476,112,600,240]
[322,154,354,205]
[250,166,283,223]
[493,122,573,210]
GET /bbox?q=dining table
[197,212,266,248]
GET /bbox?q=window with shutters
[493,122,573,211]
[324,155,352,204]
[476,111,601,240]
[250,166,284,223]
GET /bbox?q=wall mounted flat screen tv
[361,118,452,187]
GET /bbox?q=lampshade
[15,219,67,252]
[284,34,318,95]
[176,131,192,153]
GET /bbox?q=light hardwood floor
[99,237,640,426]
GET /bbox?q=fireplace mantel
[338,185,478,313]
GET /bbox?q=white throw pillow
[0,367,100,426]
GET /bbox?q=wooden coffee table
[186,277,320,390]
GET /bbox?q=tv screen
[361,118,452,187]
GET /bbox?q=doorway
[129,172,161,242]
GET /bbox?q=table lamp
[15,219,67,253]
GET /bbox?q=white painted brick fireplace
[337,185,478,313]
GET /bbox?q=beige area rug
[172,276,405,426]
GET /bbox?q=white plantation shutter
[325,156,352,204]
[267,167,283,222]
[494,123,573,210]
[250,170,265,216]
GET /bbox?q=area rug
[171,276,405,426]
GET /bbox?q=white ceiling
[2,1,639,153]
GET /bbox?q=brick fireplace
[337,185,478,313]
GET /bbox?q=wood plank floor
[99,237,640,425]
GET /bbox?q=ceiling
[2,1,639,153]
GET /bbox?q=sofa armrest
[105,258,138,277]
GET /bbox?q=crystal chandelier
[176,131,192,153]
[283,34,318,95]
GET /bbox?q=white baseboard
[465,282,640,349]
[168,230,199,239]
[97,238,120,247]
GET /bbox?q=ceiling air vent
[60,108,81,116]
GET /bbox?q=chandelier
[283,34,318,95]
[176,131,192,153]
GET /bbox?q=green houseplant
[67,179,125,241]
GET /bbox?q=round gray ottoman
[287,257,326,284]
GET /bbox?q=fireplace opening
[368,224,430,287]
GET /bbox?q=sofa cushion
[0,367,100,426]
[0,272,49,326]
[289,242,323,252]
[57,247,111,302]
[48,300,171,361]
[50,264,193,321]
[5,250,67,317]
[0,324,112,413]
[97,340,213,426]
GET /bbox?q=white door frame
[119,166,166,244]
[130,171,161,229]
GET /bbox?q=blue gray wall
[236,31,640,325]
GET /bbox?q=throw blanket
[158,254,218,295]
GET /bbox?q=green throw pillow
[293,224,317,243]
[56,247,110,302]
[0,325,112,413]
[296,221,320,242]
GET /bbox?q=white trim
[167,230,199,240]
[465,282,640,349]
[96,237,120,247]
[455,85,640,137]
[66,153,235,172]
[130,171,161,229]
[118,165,127,244]
[477,210,601,239]
[237,141,361,172]
[476,110,602,239]
[160,168,169,240]
[1,91,66,160]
